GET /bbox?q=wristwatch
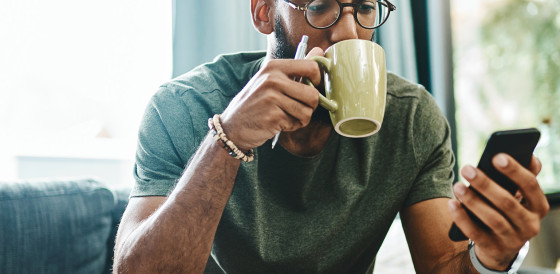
[468,240,530,274]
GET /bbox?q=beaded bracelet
[208,114,254,162]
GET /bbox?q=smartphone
[448,128,541,242]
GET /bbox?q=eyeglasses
[283,0,396,30]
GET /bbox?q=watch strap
[468,240,530,274]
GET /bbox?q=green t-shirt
[132,51,455,273]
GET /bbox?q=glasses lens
[306,0,340,28]
[357,0,389,29]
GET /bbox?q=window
[0,0,172,185]
[451,0,560,193]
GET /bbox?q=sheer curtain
[171,1,420,81]
[381,0,457,179]
[379,0,455,120]
[171,0,267,78]
[376,0,418,84]
[426,0,458,178]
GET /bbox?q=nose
[329,7,359,43]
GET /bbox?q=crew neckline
[257,130,340,163]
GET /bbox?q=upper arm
[114,196,167,255]
[132,88,196,197]
[400,198,468,273]
[403,90,455,207]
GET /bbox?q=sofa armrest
[0,178,116,274]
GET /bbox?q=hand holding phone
[448,128,541,241]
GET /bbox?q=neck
[278,121,333,157]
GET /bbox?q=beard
[272,15,332,125]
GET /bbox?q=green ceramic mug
[308,39,387,138]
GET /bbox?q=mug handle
[304,56,338,112]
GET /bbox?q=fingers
[306,47,325,58]
[448,197,527,270]
[279,77,321,110]
[451,180,516,239]
[449,154,550,271]
[514,190,523,202]
[256,63,321,129]
[491,154,549,218]
[455,166,535,238]
[451,154,550,241]
[448,199,493,243]
[266,89,316,131]
[263,58,323,87]
[219,58,324,149]
[529,155,542,175]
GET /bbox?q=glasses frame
[283,0,396,30]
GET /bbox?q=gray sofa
[1,178,558,274]
[0,178,130,274]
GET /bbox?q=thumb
[306,47,325,58]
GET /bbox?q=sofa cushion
[0,178,116,274]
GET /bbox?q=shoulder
[148,51,266,123]
[163,51,266,98]
[383,72,451,161]
[385,72,444,125]
[386,72,430,101]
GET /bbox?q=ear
[251,0,274,34]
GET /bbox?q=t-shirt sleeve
[403,90,455,207]
[130,87,195,197]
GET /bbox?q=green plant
[480,0,560,123]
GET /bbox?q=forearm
[401,200,482,274]
[114,133,241,273]
[431,249,478,274]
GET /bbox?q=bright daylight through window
[451,0,560,193]
[0,0,172,185]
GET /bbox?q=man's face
[272,13,334,124]
[270,0,375,58]
[270,0,375,124]
[271,14,297,59]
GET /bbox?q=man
[114,0,550,273]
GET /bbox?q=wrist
[468,240,530,274]
[475,246,515,271]
[218,114,253,152]
[208,114,254,162]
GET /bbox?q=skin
[113,0,550,273]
